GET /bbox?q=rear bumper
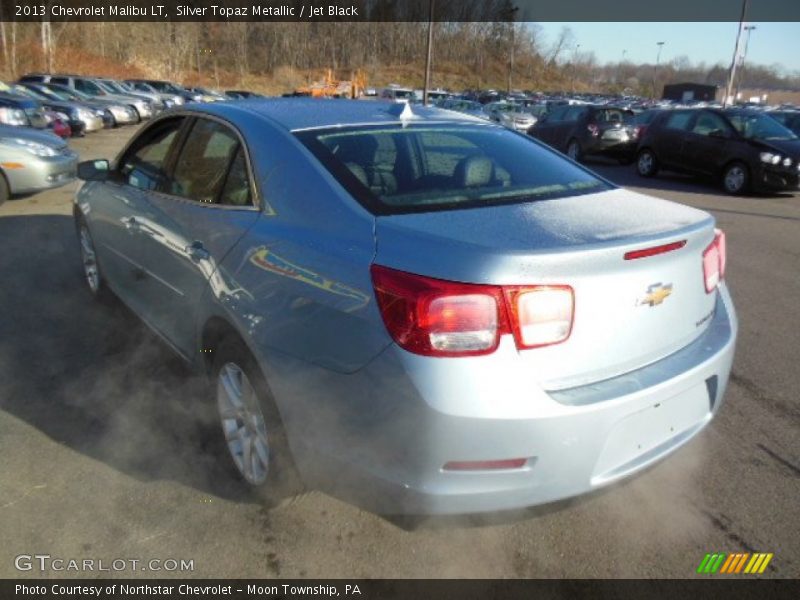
[586,137,637,157]
[269,285,736,515]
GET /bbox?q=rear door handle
[186,241,210,261]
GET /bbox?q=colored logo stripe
[698,552,773,574]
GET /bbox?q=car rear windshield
[297,124,611,215]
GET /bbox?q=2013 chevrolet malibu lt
[73,99,737,514]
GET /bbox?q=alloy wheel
[217,362,270,485]
[724,165,746,193]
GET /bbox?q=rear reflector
[443,458,527,471]
[624,240,686,260]
[702,229,726,293]
[371,265,574,357]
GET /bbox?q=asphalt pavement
[0,127,798,578]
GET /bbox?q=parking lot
[0,125,798,578]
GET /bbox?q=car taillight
[587,124,599,137]
[702,229,727,293]
[370,265,574,357]
[634,125,647,139]
[504,286,574,349]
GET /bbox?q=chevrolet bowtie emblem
[638,283,673,307]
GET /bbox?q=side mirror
[77,159,110,182]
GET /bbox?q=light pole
[617,49,627,88]
[652,41,665,99]
[724,0,749,107]
[422,0,434,106]
[734,25,756,103]
[571,44,581,93]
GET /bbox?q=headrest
[455,156,494,188]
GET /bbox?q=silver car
[74,99,737,514]
[0,125,78,204]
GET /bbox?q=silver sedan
[0,125,78,204]
[73,99,737,514]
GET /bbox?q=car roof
[183,97,487,132]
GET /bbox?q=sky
[534,22,800,73]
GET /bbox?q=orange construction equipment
[296,68,368,99]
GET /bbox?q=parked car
[0,93,49,129]
[94,77,166,113]
[437,98,489,120]
[636,108,800,194]
[125,79,195,103]
[122,80,186,106]
[74,99,736,514]
[490,103,537,132]
[767,111,800,137]
[0,124,78,205]
[184,86,226,102]
[381,85,414,101]
[528,105,637,163]
[39,83,138,127]
[225,90,265,100]
[629,108,665,141]
[21,83,108,132]
[7,83,88,136]
[19,74,153,121]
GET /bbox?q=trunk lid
[374,188,719,389]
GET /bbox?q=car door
[652,110,694,171]
[562,106,590,149]
[532,106,566,145]
[133,115,261,357]
[85,117,185,315]
[682,111,735,175]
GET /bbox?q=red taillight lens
[370,265,574,356]
[702,229,726,293]
[370,265,508,357]
[504,286,574,349]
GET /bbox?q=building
[662,83,719,102]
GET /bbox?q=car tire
[0,172,9,207]
[566,139,583,162]
[76,215,116,304]
[722,161,750,195]
[104,110,117,128]
[636,149,659,177]
[211,336,302,506]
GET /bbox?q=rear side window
[664,111,693,131]
[691,112,730,136]
[546,106,568,122]
[298,124,612,215]
[170,118,252,206]
[594,109,631,124]
[119,117,184,191]
[50,77,69,85]
[564,106,588,122]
